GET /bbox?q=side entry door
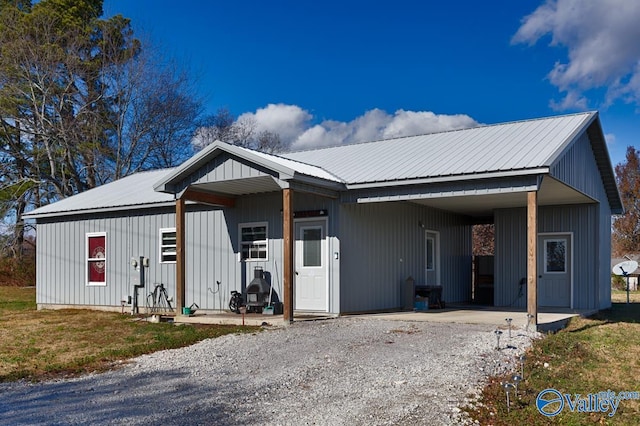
[294,219,328,311]
[538,234,572,308]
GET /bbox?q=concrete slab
[171,305,593,332]
[353,305,594,332]
[172,311,336,327]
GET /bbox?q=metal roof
[25,111,622,218]
[154,141,343,195]
[24,169,176,219]
[283,112,596,186]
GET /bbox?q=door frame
[538,232,574,309]
[294,217,330,312]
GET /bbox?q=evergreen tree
[0,0,200,256]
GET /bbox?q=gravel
[0,317,536,425]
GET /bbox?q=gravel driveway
[0,317,534,425]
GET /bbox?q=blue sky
[103,0,640,166]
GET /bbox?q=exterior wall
[35,191,343,314]
[338,201,472,313]
[551,130,613,309]
[36,207,176,309]
[495,130,615,311]
[494,203,600,310]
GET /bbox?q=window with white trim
[240,223,268,260]
[160,228,177,263]
[86,232,107,286]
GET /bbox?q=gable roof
[23,169,175,219]
[153,140,343,195]
[283,112,597,186]
[25,111,622,219]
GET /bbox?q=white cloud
[235,104,478,151]
[513,0,640,109]
[605,133,616,144]
[237,104,312,144]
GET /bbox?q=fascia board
[23,201,177,220]
[346,168,549,190]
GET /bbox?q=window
[160,228,177,263]
[426,236,435,271]
[302,227,322,267]
[240,223,268,260]
[87,232,106,286]
[545,239,567,273]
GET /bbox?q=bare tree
[0,0,202,256]
[194,107,256,148]
[612,146,640,256]
[194,108,284,153]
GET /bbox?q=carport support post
[527,191,538,329]
[176,197,186,314]
[283,188,294,323]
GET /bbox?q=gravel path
[0,317,535,425]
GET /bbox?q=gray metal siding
[599,201,612,309]
[179,153,272,190]
[35,192,343,314]
[551,131,607,202]
[494,204,600,310]
[36,209,176,308]
[552,130,613,309]
[338,202,472,313]
[494,209,527,308]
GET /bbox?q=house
[24,111,622,326]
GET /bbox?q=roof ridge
[236,144,345,183]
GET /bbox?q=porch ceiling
[411,176,595,218]
[190,175,282,196]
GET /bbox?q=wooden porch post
[283,188,294,323]
[527,191,538,329]
[176,197,186,314]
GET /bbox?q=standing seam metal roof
[25,112,617,218]
[23,169,176,218]
[282,112,596,184]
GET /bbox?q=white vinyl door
[295,219,328,311]
[538,234,572,307]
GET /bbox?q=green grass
[0,286,259,382]
[466,296,640,425]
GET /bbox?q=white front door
[538,234,572,307]
[295,219,328,311]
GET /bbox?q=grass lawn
[0,286,258,382]
[467,290,640,425]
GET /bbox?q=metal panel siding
[599,202,612,309]
[338,202,471,313]
[494,209,528,308]
[538,205,598,310]
[35,192,343,313]
[551,130,613,309]
[495,204,600,310]
[551,132,606,201]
